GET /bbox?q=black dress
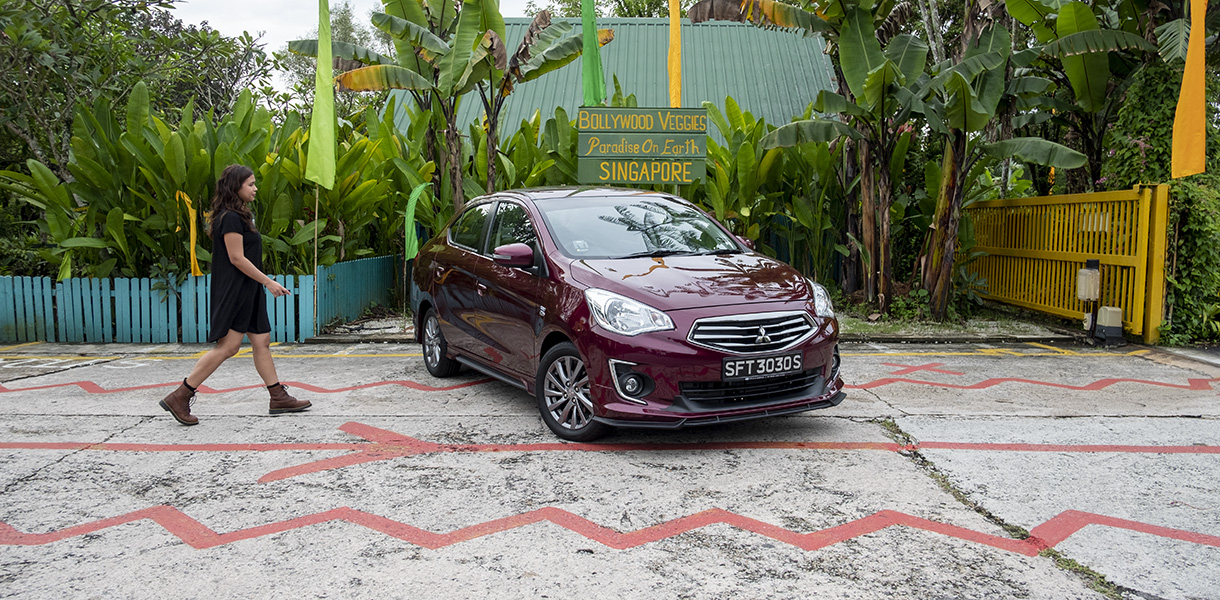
[207,210,270,342]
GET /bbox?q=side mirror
[735,235,755,251]
[492,242,534,267]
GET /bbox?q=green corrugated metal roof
[389,17,836,138]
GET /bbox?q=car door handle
[476,282,488,296]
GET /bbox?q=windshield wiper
[695,248,741,256]
[618,249,692,259]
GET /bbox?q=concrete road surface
[0,340,1217,599]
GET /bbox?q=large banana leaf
[862,60,903,113]
[437,0,483,96]
[287,39,395,66]
[838,6,886,100]
[515,31,606,83]
[370,12,450,61]
[1041,29,1156,57]
[377,0,435,74]
[509,19,574,81]
[813,90,868,117]
[335,65,435,92]
[942,72,990,133]
[1005,0,1056,43]
[884,33,928,86]
[1155,19,1190,63]
[983,137,1087,168]
[1056,1,1109,113]
[967,26,1011,117]
[760,119,863,149]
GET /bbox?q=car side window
[490,202,538,252]
[450,203,494,252]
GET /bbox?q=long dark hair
[207,164,256,236]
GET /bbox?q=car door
[470,200,547,378]
[433,201,495,356]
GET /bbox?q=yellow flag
[176,191,204,276]
[668,0,681,108]
[1172,0,1208,178]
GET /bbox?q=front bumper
[578,305,845,429]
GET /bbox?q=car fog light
[609,359,653,404]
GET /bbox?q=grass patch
[1039,549,1124,599]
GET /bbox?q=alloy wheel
[542,356,593,430]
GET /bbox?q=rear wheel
[421,308,461,377]
[536,342,609,441]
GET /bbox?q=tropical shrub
[0,82,435,284]
[1101,60,1220,344]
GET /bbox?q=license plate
[722,352,803,381]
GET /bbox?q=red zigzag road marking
[1,505,1217,555]
[0,377,1217,395]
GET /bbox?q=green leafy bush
[1102,60,1220,344]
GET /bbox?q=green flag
[580,0,606,106]
[304,0,336,190]
[403,183,431,260]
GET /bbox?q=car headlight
[585,288,674,336]
[806,278,835,318]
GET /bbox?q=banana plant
[691,0,918,310]
[917,23,1087,320]
[701,97,786,246]
[1004,0,1157,190]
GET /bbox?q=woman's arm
[224,232,291,297]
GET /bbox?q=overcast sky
[170,0,534,59]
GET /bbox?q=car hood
[567,253,811,311]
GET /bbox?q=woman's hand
[264,279,292,297]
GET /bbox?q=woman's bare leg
[249,332,279,386]
[184,329,244,388]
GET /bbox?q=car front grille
[688,311,815,354]
[679,370,822,405]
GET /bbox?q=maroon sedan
[412,187,844,441]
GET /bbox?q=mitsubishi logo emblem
[755,326,772,345]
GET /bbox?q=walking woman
[160,164,311,425]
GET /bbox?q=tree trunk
[922,128,967,320]
[486,113,499,193]
[877,161,893,314]
[842,138,861,295]
[858,140,877,303]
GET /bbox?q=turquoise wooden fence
[314,255,396,330]
[0,255,395,344]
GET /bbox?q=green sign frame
[576,107,708,185]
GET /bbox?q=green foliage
[0,0,275,177]
[0,86,435,282]
[1100,60,1220,344]
[1161,175,1220,344]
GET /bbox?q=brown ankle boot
[159,382,199,425]
[268,383,311,414]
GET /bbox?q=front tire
[536,342,609,442]
[421,308,461,377]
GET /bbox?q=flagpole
[313,186,319,336]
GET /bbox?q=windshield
[536,195,741,259]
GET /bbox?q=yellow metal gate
[964,185,1169,343]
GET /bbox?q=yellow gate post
[1142,184,1170,344]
